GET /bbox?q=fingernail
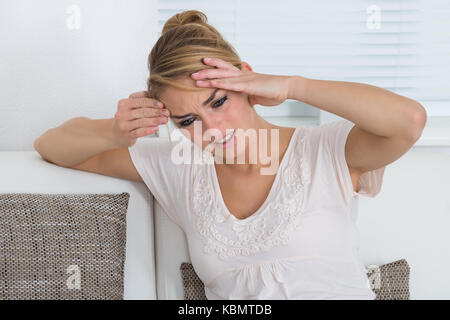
[192,72,199,77]
[162,109,169,116]
[204,57,211,62]
[157,101,163,107]
[159,117,167,124]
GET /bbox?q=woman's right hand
[112,91,170,147]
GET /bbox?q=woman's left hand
[190,57,294,107]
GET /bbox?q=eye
[177,95,228,127]
[212,95,227,108]
[179,117,195,127]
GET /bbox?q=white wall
[357,146,450,299]
[0,0,158,151]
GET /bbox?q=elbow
[33,133,52,160]
[408,103,427,142]
[33,138,42,153]
[33,127,56,154]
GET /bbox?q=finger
[129,106,168,120]
[126,115,168,131]
[129,91,149,99]
[191,68,239,80]
[118,98,162,112]
[202,57,239,71]
[115,105,167,122]
[129,126,159,138]
[195,78,245,92]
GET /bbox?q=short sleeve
[128,137,185,228]
[307,119,386,206]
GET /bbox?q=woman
[35,10,426,299]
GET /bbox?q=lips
[214,129,236,145]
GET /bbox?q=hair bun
[162,10,208,35]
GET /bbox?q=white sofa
[1,145,450,299]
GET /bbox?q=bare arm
[34,117,119,167]
[34,91,167,169]
[287,75,426,179]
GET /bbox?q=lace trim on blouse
[191,128,311,260]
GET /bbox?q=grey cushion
[180,262,208,300]
[0,192,129,300]
[366,258,410,300]
[180,258,410,300]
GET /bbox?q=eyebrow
[171,88,220,119]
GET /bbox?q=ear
[240,61,253,72]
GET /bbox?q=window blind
[157,0,450,118]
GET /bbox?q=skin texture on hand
[190,57,294,107]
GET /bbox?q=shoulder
[128,136,196,180]
[302,119,354,153]
[130,136,172,152]
[129,136,189,161]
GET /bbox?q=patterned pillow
[366,259,410,300]
[180,258,410,300]
[0,192,129,300]
[180,262,208,300]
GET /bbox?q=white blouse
[128,119,386,300]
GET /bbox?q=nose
[201,114,221,133]
[200,114,227,141]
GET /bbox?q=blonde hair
[147,10,242,101]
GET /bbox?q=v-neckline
[210,127,300,223]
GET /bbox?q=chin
[211,143,248,164]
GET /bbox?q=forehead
[160,77,217,113]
